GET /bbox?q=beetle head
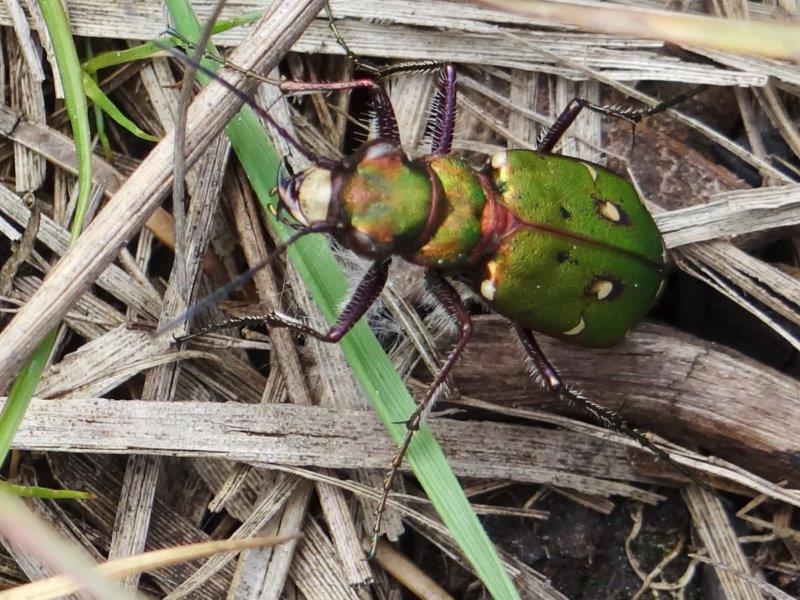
[277,161,336,227]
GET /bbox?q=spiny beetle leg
[371,270,473,558]
[430,64,457,155]
[280,78,401,146]
[177,257,391,343]
[324,1,381,76]
[514,325,703,484]
[536,85,707,153]
[325,3,444,79]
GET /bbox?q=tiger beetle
[170,39,704,557]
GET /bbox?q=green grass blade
[0,329,58,464]
[40,0,93,247]
[165,4,518,597]
[83,73,159,141]
[84,41,112,160]
[0,480,93,500]
[81,13,263,76]
[82,40,168,75]
[0,0,94,466]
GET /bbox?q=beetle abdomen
[478,150,666,347]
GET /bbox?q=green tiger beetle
[169,41,704,556]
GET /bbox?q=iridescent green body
[330,142,665,348]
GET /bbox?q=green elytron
[183,63,680,554]
[484,150,665,347]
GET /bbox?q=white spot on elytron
[591,279,614,300]
[490,152,508,169]
[583,162,598,181]
[480,260,499,300]
[297,167,332,224]
[599,201,621,222]
[563,317,586,336]
[480,279,496,301]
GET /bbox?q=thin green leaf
[84,40,112,160]
[0,481,93,500]
[0,329,58,465]
[81,13,263,76]
[83,73,159,142]
[82,40,167,75]
[165,3,518,598]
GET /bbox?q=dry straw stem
[0,0,326,388]
[682,485,763,599]
[5,396,665,501]
[0,535,296,600]
[0,492,136,600]
[479,0,800,61]
[0,104,182,250]
[372,539,454,600]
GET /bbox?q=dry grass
[0,0,799,598]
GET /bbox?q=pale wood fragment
[2,0,44,82]
[163,474,299,599]
[109,135,231,590]
[657,185,800,248]
[0,185,162,316]
[507,69,539,145]
[682,485,763,600]
[108,454,160,590]
[5,29,45,193]
[454,316,800,483]
[230,481,313,600]
[288,519,362,600]
[0,396,697,502]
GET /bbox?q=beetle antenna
[156,223,334,336]
[153,39,321,165]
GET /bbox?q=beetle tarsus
[537,85,707,153]
[371,270,473,556]
[516,325,712,488]
[177,257,392,344]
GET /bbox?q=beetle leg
[536,85,706,153]
[514,325,707,485]
[325,2,443,79]
[371,269,473,558]
[281,79,401,145]
[324,1,381,76]
[177,257,391,343]
[430,64,458,155]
